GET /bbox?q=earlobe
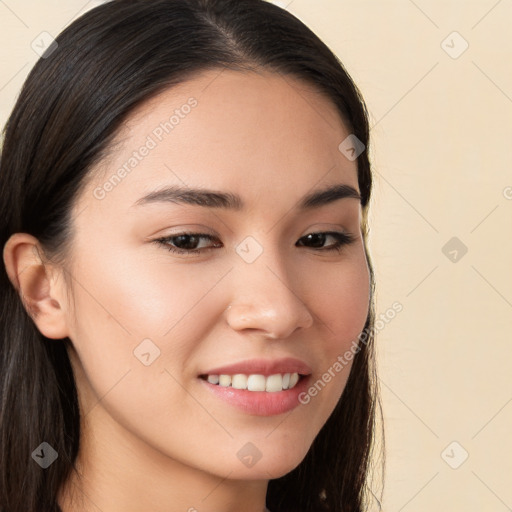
[3,233,70,339]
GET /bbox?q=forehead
[81,68,359,216]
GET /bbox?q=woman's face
[61,68,370,480]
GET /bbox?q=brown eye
[154,233,222,255]
[296,232,355,252]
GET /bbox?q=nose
[225,250,314,340]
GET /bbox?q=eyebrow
[133,183,361,210]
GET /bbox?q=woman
[0,1,383,510]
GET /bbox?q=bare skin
[4,68,370,512]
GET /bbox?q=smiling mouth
[198,372,305,392]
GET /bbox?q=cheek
[307,252,370,349]
[69,247,228,336]
[300,252,370,410]
[63,252,224,456]
[64,252,231,391]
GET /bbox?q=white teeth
[247,374,266,391]
[265,374,283,392]
[207,375,219,385]
[231,374,248,390]
[218,374,231,387]
[204,372,301,392]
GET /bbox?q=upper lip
[200,357,312,377]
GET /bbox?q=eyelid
[297,230,356,248]
[152,232,221,256]
[152,229,356,257]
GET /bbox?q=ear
[3,233,70,339]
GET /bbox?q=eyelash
[153,231,356,256]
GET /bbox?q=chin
[221,443,310,481]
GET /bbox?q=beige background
[1,1,511,510]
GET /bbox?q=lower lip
[199,375,311,416]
